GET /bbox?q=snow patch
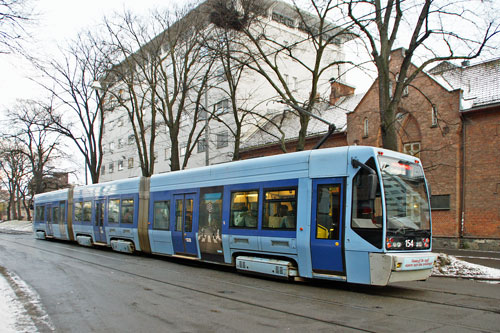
[433,253,500,282]
[0,220,33,233]
[0,267,55,332]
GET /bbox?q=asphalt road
[1,232,500,332]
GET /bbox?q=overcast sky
[0,0,192,113]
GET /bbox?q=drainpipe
[459,107,466,248]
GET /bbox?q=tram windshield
[378,155,430,233]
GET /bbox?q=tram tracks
[2,235,500,332]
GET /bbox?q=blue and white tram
[33,146,437,286]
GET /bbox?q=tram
[33,146,437,286]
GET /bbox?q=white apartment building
[100,0,348,182]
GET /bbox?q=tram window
[74,202,83,221]
[52,207,59,224]
[35,205,45,221]
[121,199,134,224]
[153,201,170,230]
[175,199,183,231]
[199,188,223,232]
[185,199,193,232]
[108,199,120,223]
[59,201,65,223]
[351,157,383,248]
[315,184,341,240]
[263,188,296,230]
[82,201,92,222]
[230,190,258,228]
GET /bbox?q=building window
[180,143,187,157]
[217,131,228,148]
[164,148,169,161]
[215,99,230,115]
[118,160,124,171]
[396,73,409,97]
[154,151,158,163]
[118,138,123,148]
[198,138,207,153]
[272,11,295,27]
[430,195,450,210]
[128,134,134,145]
[363,118,369,138]
[200,109,208,121]
[128,157,134,169]
[403,142,421,158]
[109,142,115,152]
[109,162,114,173]
[431,105,438,127]
[101,165,105,175]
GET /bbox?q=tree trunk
[296,113,310,151]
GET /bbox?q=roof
[241,93,363,149]
[429,58,500,111]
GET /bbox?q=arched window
[431,105,438,127]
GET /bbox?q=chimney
[329,79,355,105]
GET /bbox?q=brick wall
[462,109,500,238]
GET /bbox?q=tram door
[310,179,345,274]
[46,204,54,236]
[58,201,67,239]
[172,193,198,256]
[94,200,106,243]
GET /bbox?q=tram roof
[150,146,356,192]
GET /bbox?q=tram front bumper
[369,252,438,286]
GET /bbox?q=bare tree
[102,10,163,177]
[202,18,266,160]
[0,0,32,54]
[103,5,216,172]
[209,0,352,151]
[344,0,500,150]
[7,100,63,196]
[0,139,30,220]
[34,31,112,184]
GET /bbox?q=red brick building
[347,50,500,249]
[240,50,500,249]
